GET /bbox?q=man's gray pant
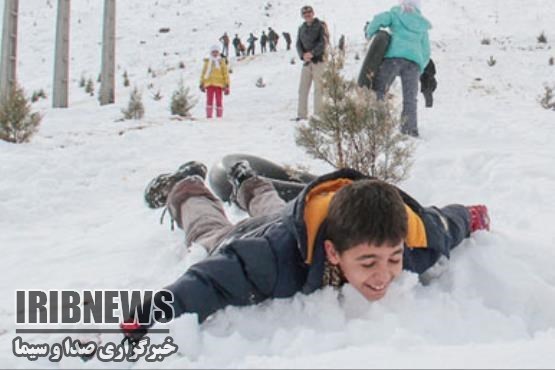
[374,57,420,136]
[297,62,325,119]
[167,176,285,254]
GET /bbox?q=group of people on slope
[219,28,292,58]
[198,27,292,120]
[200,0,432,138]
[118,0,492,344]
[295,0,432,138]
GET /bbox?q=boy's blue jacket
[365,6,431,72]
[163,169,458,323]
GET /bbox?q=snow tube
[208,154,318,203]
[357,30,391,89]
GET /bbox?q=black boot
[227,160,256,202]
[144,161,207,209]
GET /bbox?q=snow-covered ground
[1,0,555,368]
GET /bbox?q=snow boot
[144,161,207,209]
[228,160,255,190]
[227,160,256,206]
[467,205,491,232]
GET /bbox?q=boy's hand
[199,84,206,93]
[224,86,230,95]
[120,319,148,344]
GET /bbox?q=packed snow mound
[1,0,555,368]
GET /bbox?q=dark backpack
[420,59,437,107]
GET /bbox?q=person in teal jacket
[365,0,431,137]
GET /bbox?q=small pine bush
[540,86,555,110]
[295,52,414,182]
[170,80,197,118]
[152,90,163,101]
[79,75,86,88]
[487,56,497,67]
[85,78,95,96]
[122,87,145,120]
[123,70,130,87]
[0,85,42,143]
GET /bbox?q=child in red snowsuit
[200,45,230,119]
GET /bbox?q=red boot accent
[120,319,141,333]
[467,205,491,232]
[120,318,148,342]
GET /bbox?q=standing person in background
[238,41,247,57]
[338,34,346,56]
[268,28,279,52]
[282,32,292,50]
[219,32,230,58]
[365,0,431,137]
[260,31,268,53]
[247,33,259,56]
[232,34,242,57]
[200,45,230,119]
[295,5,327,121]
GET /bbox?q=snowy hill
[1,0,555,368]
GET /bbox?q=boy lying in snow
[121,160,490,341]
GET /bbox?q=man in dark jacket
[283,32,293,50]
[295,5,327,121]
[260,31,268,53]
[268,27,279,52]
[121,159,490,340]
[247,33,258,56]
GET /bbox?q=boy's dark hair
[326,180,408,253]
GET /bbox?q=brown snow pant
[167,176,285,253]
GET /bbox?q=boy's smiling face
[325,241,404,300]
